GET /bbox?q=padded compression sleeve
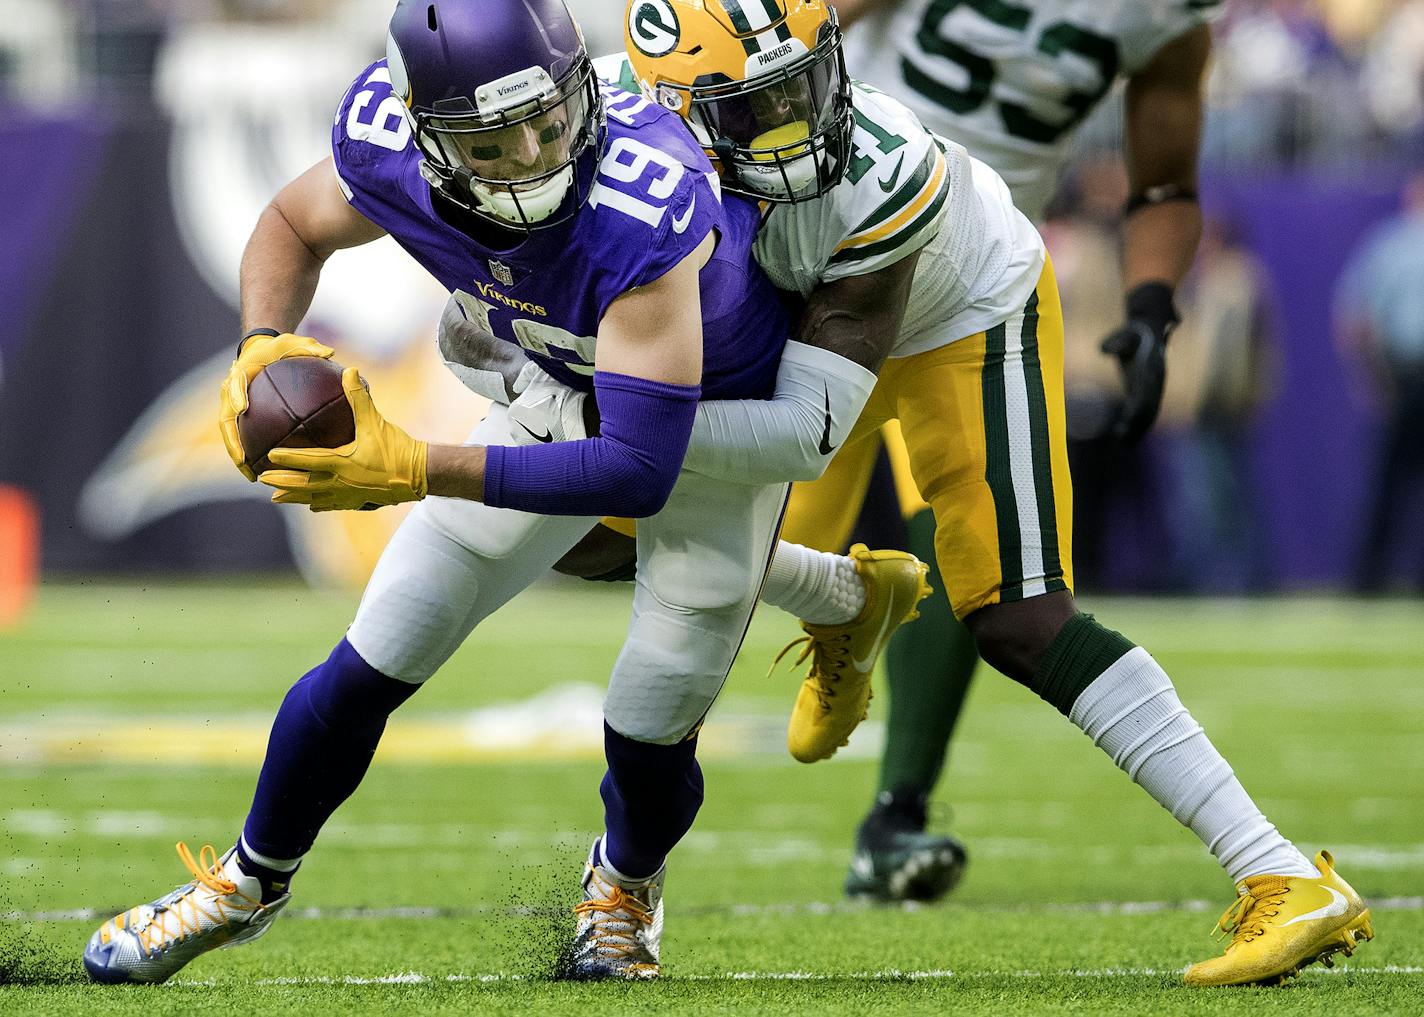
[483,371,699,517]
[681,341,877,483]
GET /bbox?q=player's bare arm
[239,157,387,334]
[436,296,535,403]
[219,158,389,480]
[423,232,713,503]
[1121,24,1211,292]
[795,249,920,372]
[1101,24,1211,442]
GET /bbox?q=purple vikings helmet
[386,0,605,230]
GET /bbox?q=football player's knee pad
[637,542,764,616]
[604,603,748,744]
[349,501,590,683]
[346,505,498,684]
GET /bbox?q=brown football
[238,357,355,476]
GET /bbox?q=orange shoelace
[573,886,653,958]
[132,843,253,954]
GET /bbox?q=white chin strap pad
[741,152,821,199]
[473,165,575,224]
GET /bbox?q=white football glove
[507,365,590,446]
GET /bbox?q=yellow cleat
[777,545,931,763]
[1185,850,1374,987]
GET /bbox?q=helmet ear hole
[427,5,437,31]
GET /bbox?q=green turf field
[2,580,1421,1015]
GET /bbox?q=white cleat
[558,842,664,980]
[83,843,289,984]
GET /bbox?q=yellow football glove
[259,367,429,512]
[218,331,336,481]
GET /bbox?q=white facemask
[470,166,576,225]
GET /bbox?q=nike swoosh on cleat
[878,154,906,194]
[817,385,837,456]
[518,421,554,443]
[1280,886,1350,927]
[850,589,900,673]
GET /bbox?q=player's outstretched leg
[764,542,931,762]
[83,638,420,983]
[560,726,700,980]
[969,594,1374,986]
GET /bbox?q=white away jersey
[844,0,1223,219]
[595,54,1044,356]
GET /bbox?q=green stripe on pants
[981,321,1024,598]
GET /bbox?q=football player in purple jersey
[81,0,924,984]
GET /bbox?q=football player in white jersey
[797,0,1219,908]
[445,0,1374,987]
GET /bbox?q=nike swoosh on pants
[817,385,836,456]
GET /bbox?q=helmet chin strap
[426,161,575,228]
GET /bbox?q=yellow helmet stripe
[834,148,948,252]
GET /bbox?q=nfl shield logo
[489,259,514,287]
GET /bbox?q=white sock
[761,541,866,625]
[237,836,302,873]
[1069,648,1317,883]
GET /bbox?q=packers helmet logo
[629,0,681,58]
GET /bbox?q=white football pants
[346,403,788,744]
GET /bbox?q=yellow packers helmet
[625,0,852,203]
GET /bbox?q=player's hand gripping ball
[219,332,336,480]
[235,357,357,477]
[258,366,429,512]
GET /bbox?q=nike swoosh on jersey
[517,421,554,443]
[1280,886,1350,927]
[671,195,696,234]
[817,385,837,456]
[878,153,906,194]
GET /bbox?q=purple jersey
[332,61,786,399]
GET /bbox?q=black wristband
[237,328,282,357]
[1125,281,1179,336]
[1124,184,1198,217]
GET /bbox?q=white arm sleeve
[503,342,877,479]
[680,341,877,483]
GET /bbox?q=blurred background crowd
[1,0,1422,601]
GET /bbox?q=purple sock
[241,638,419,863]
[599,722,704,879]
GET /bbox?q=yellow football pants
[781,258,1074,618]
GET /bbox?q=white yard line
[160,965,1424,987]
